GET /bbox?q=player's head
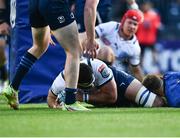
[97,46,115,66]
[78,63,95,89]
[142,74,164,97]
[120,9,144,37]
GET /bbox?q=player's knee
[135,86,157,107]
[30,44,48,57]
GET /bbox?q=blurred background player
[0,0,10,91]
[111,0,139,21]
[2,0,100,111]
[95,9,144,81]
[47,58,166,108]
[136,1,162,74]
[142,73,180,107]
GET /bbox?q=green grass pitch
[0,96,180,137]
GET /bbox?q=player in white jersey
[48,58,117,109]
[95,9,144,81]
[47,58,165,109]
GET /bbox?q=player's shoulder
[107,21,120,30]
[80,57,107,68]
[99,21,119,31]
[90,58,107,68]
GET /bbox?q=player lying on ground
[47,58,166,109]
[142,73,180,107]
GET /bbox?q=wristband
[83,93,89,103]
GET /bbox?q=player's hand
[53,98,64,109]
[0,22,10,35]
[84,39,99,59]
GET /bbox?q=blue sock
[11,52,37,90]
[65,88,77,105]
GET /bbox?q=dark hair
[142,74,162,92]
[78,63,94,86]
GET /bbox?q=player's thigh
[40,0,75,31]
[39,0,80,52]
[29,0,50,49]
[29,0,48,28]
[52,21,81,52]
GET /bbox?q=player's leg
[2,0,49,109]
[2,26,50,109]
[42,0,88,111]
[125,79,165,107]
[52,23,89,111]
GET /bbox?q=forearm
[76,90,115,105]
[84,0,99,41]
[134,71,144,82]
[131,66,144,82]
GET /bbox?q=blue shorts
[29,0,75,30]
[110,66,135,107]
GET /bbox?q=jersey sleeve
[50,71,65,96]
[95,21,118,38]
[91,59,113,87]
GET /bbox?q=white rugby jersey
[95,21,141,72]
[51,58,113,95]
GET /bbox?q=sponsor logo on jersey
[70,12,75,19]
[119,82,125,87]
[98,64,110,78]
[57,16,65,24]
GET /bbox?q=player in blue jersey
[142,73,180,107]
[2,0,99,111]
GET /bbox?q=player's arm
[126,0,139,9]
[129,44,144,82]
[84,0,99,42]
[77,78,117,105]
[84,0,99,58]
[129,65,144,82]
